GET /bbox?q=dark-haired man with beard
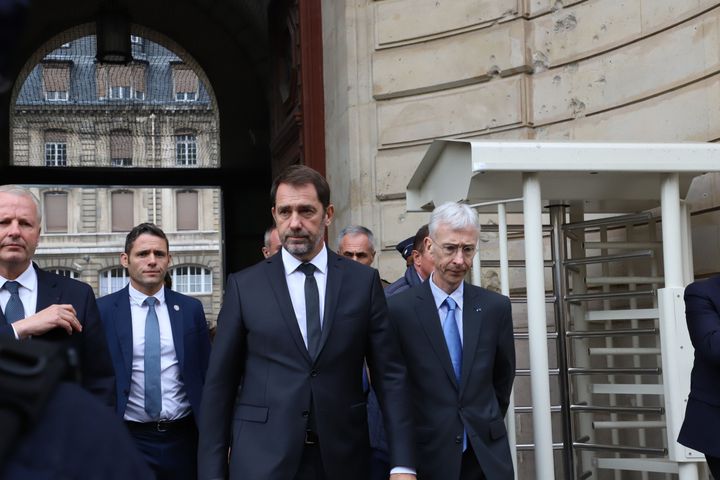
[199,166,415,480]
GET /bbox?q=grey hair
[336,225,376,252]
[263,225,276,248]
[428,202,479,238]
[0,185,42,224]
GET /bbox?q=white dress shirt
[428,273,465,344]
[0,263,38,338]
[281,246,327,347]
[281,247,416,475]
[124,284,191,422]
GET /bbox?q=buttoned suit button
[310,369,319,377]
[455,435,462,444]
[302,410,309,418]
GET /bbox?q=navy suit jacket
[0,264,115,408]
[198,249,415,480]
[97,285,211,421]
[678,275,720,456]
[384,265,423,297]
[388,280,515,480]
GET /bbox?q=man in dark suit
[0,185,115,407]
[371,224,435,479]
[98,223,211,480]
[335,223,391,480]
[388,202,515,480]
[678,275,720,478]
[198,165,415,480]
[262,225,282,258]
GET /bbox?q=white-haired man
[387,202,515,480]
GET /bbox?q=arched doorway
[2,0,326,275]
[11,25,227,326]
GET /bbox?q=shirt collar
[282,244,328,276]
[428,272,464,311]
[0,263,37,292]
[128,283,165,306]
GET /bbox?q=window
[109,85,131,100]
[48,268,77,278]
[171,266,212,294]
[110,131,132,167]
[176,190,199,230]
[111,158,132,167]
[111,190,134,232]
[45,143,67,166]
[44,130,68,166]
[175,92,197,101]
[130,35,145,55]
[42,64,70,102]
[175,134,197,166]
[97,64,146,101]
[44,191,68,232]
[46,91,69,101]
[172,65,198,102]
[99,267,128,296]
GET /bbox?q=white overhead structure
[408,140,718,214]
[408,140,720,480]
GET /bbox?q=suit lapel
[165,288,185,370]
[415,282,459,388]
[114,286,134,380]
[317,250,342,362]
[35,265,60,312]
[266,255,312,363]
[460,284,483,396]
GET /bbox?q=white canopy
[407,140,720,213]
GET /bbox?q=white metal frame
[407,140,720,480]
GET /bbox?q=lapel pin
[474,306,482,312]
[174,305,180,311]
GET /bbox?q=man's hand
[13,304,82,338]
[389,474,416,480]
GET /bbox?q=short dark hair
[270,165,330,209]
[413,224,429,252]
[124,223,169,254]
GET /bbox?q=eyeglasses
[438,243,477,258]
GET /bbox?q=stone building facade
[320,2,720,478]
[322,0,720,281]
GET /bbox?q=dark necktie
[297,263,321,358]
[3,281,25,324]
[144,296,162,419]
